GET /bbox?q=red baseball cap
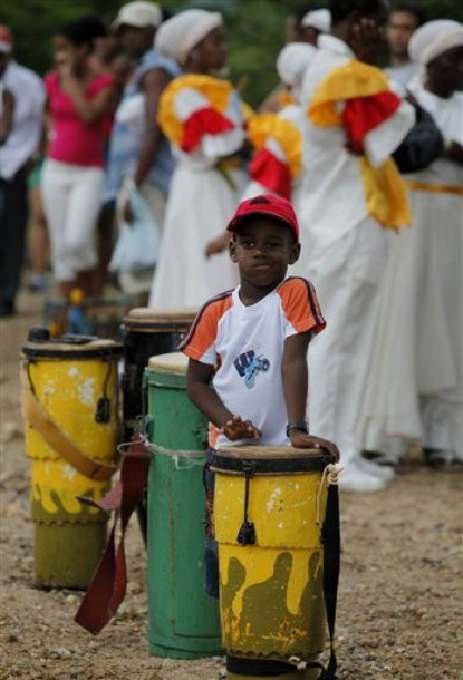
[0,25,12,53]
[227,194,300,243]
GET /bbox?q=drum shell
[22,339,121,589]
[213,449,328,665]
[145,352,221,659]
[122,310,196,438]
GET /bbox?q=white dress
[360,84,463,458]
[296,35,414,467]
[150,78,243,309]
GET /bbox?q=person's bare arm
[61,75,115,124]
[123,67,171,223]
[186,359,260,440]
[282,332,339,459]
[444,140,463,166]
[0,88,14,145]
[133,67,171,187]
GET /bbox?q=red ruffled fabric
[181,107,234,153]
[249,149,292,200]
[342,90,401,154]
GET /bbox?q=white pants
[41,160,104,282]
[307,218,389,466]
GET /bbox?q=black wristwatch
[287,420,308,437]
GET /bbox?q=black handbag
[393,96,444,174]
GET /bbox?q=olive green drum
[145,352,222,659]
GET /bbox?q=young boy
[180,193,339,596]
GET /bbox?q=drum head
[212,446,330,474]
[22,337,123,359]
[123,308,197,332]
[147,351,188,375]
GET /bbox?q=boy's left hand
[289,431,339,462]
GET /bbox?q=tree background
[2,0,462,108]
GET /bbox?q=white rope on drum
[316,464,343,525]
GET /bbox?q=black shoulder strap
[320,483,340,679]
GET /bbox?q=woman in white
[149,10,244,309]
[242,43,316,203]
[360,21,463,467]
[205,43,316,264]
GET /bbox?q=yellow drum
[212,446,338,679]
[21,331,123,589]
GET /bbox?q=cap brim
[228,211,298,240]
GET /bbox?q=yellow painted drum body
[212,447,332,679]
[22,336,122,589]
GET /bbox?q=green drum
[145,352,222,659]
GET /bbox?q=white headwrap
[409,19,463,65]
[155,9,222,65]
[301,9,330,34]
[277,42,317,89]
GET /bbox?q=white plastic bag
[110,182,161,273]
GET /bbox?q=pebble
[56,647,72,659]
[1,421,23,442]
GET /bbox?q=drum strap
[22,387,117,481]
[75,434,151,634]
[320,483,341,680]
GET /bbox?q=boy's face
[230,217,300,288]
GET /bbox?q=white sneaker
[338,461,387,493]
[357,456,395,482]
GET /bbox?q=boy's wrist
[287,420,308,437]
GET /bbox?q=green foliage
[2,0,462,106]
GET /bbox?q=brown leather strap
[75,434,151,634]
[23,388,117,481]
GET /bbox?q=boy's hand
[221,415,261,441]
[289,431,339,462]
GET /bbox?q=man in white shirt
[0,25,45,316]
[385,2,426,90]
[297,0,415,492]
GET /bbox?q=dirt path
[1,298,462,680]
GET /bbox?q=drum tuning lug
[237,520,256,545]
[241,461,255,477]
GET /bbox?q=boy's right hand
[221,415,261,441]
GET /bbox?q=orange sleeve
[278,277,326,337]
[179,292,233,363]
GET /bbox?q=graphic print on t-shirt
[233,348,270,389]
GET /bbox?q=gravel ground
[1,295,462,680]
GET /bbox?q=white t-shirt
[0,60,45,179]
[181,277,326,448]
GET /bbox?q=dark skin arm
[186,359,261,440]
[444,141,463,166]
[282,332,339,460]
[124,67,171,222]
[59,62,116,124]
[0,88,14,145]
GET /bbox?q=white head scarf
[409,19,463,65]
[155,9,222,65]
[301,9,330,34]
[277,42,317,89]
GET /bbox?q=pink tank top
[45,70,114,168]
